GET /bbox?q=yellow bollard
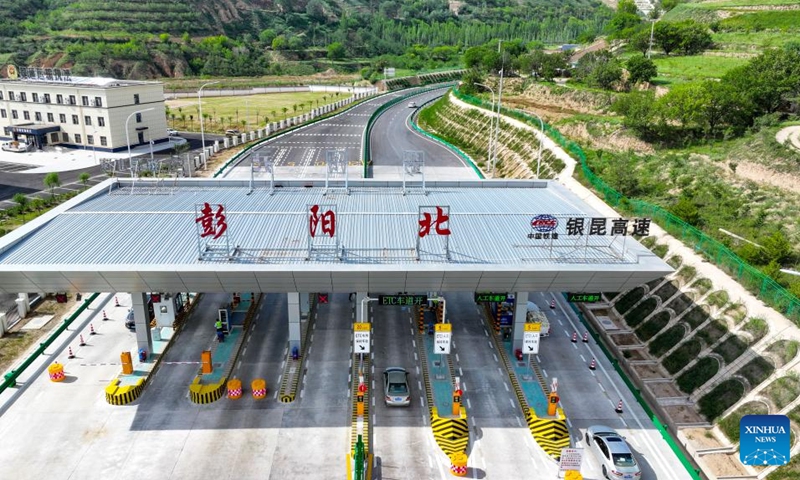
[449,452,468,476]
[227,378,242,399]
[564,470,583,480]
[48,363,65,382]
[356,392,365,416]
[452,388,462,416]
[201,350,212,374]
[547,391,560,417]
[120,351,133,374]
[251,379,267,399]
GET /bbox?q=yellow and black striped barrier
[105,378,145,405]
[279,393,295,403]
[349,356,371,455]
[189,376,227,404]
[431,406,469,455]
[527,408,571,460]
[277,295,316,404]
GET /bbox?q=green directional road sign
[474,292,508,303]
[566,292,602,303]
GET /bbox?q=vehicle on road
[167,128,179,136]
[125,308,135,331]
[1,140,33,153]
[407,101,417,108]
[585,425,641,479]
[225,129,241,137]
[383,367,410,406]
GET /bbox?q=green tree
[629,29,653,55]
[259,29,277,45]
[654,22,681,56]
[327,41,346,61]
[12,192,28,220]
[670,196,701,226]
[723,47,800,116]
[678,21,712,55]
[605,0,643,39]
[78,172,90,189]
[272,35,287,50]
[761,231,794,264]
[43,172,61,198]
[460,69,484,95]
[626,55,657,84]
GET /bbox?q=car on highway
[225,129,241,137]
[167,128,179,136]
[407,101,417,108]
[383,367,410,406]
[125,308,135,331]
[585,425,641,479]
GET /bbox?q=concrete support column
[16,292,29,318]
[300,292,310,319]
[355,292,368,322]
[288,292,301,354]
[131,292,153,359]
[0,313,6,336]
[512,291,530,353]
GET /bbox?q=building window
[56,94,63,104]
[47,112,54,122]
[44,93,50,103]
[84,116,92,126]
[69,95,76,105]
[19,92,27,102]
[8,91,14,101]
[100,136,107,146]
[135,113,142,123]
[133,94,140,104]
[0,92,3,100]
[34,112,41,122]
[50,133,58,143]
[23,111,30,120]
[72,115,79,125]
[62,132,69,142]
[74,134,81,144]
[59,113,66,123]
[11,110,17,119]
[0,109,5,119]
[94,97,102,107]
[32,93,39,103]
[87,135,94,145]
[97,117,105,127]
[82,96,89,106]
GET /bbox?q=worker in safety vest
[215,319,224,342]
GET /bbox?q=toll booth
[218,308,231,333]
[490,294,515,338]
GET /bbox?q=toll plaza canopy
[0,178,671,294]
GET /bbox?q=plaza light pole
[198,81,220,170]
[126,107,155,166]
[475,83,497,173]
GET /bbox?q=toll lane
[265,293,352,480]
[446,291,558,479]
[531,292,693,480]
[372,302,437,479]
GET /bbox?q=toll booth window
[160,306,168,314]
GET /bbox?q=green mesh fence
[452,87,800,324]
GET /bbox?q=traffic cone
[90,324,96,335]
[571,331,577,343]
[79,335,86,346]
[102,309,108,320]
[615,399,624,414]
[550,299,556,309]
[115,296,120,307]
[588,358,596,370]
[582,331,589,343]
[68,347,75,359]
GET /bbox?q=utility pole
[647,19,656,59]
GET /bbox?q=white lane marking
[462,381,467,391]
[483,329,488,337]
[599,383,605,392]
[237,360,242,370]
[416,366,420,376]
[488,341,494,349]
[504,382,509,392]
[414,352,418,361]
[509,398,515,409]
[543,369,548,377]
[418,381,423,390]
[566,418,573,428]
[493,353,498,362]
[558,319,563,325]
[564,331,570,338]
[459,367,463,376]
[467,398,472,409]
[536,355,541,362]
[572,343,577,350]
[372,396,375,407]
[412,339,416,348]
[455,353,460,363]
[273,391,277,399]
[621,418,628,427]
[579,354,586,362]
[516,417,522,427]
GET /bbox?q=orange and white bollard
[588,358,596,370]
[615,399,624,414]
[449,452,468,477]
[582,331,589,343]
[90,324,96,335]
[68,347,75,359]
[571,331,577,343]
[550,299,556,309]
[115,296,120,307]
[79,334,86,346]
[102,310,108,320]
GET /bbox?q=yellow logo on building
[6,65,18,79]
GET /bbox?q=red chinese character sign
[416,205,452,261]
[307,204,339,259]
[194,202,232,260]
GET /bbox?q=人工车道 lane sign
[354,322,370,354]
[523,322,541,355]
[434,323,452,354]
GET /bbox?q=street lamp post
[198,81,220,170]
[475,83,497,173]
[126,107,155,167]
